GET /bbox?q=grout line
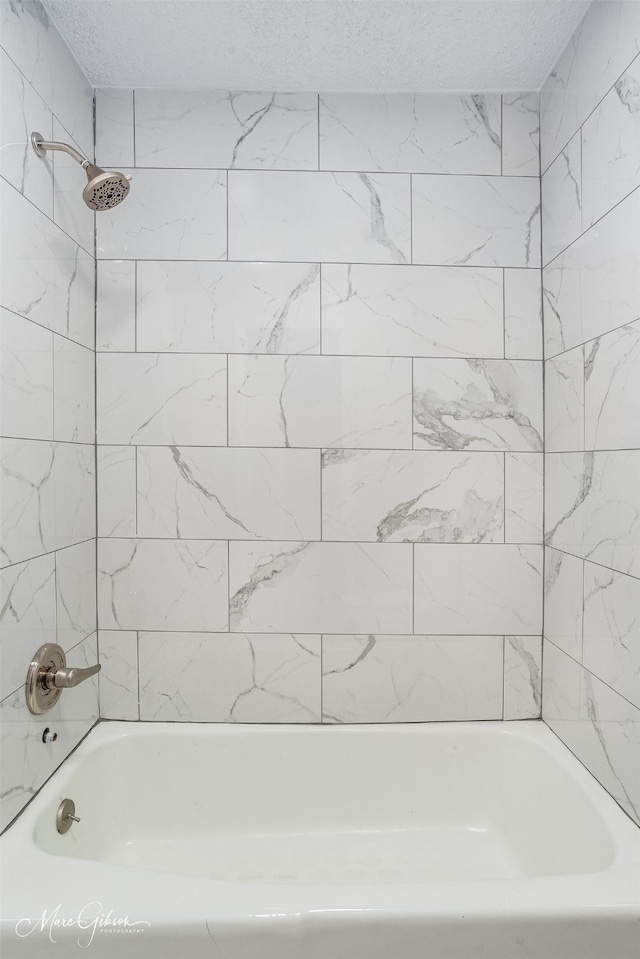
[542,637,640,712]
[1,173,94,259]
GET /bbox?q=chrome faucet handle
[50,663,101,689]
[26,643,101,715]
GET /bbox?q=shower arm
[30,132,91,169]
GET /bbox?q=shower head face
[83,166,131,211]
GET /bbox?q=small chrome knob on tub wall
[25,643,101,715]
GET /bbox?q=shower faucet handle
[25,643,101,715]
[50,662,101,689]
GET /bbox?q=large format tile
[55,539,96,651]
[229,541,413,634]
[545,451,640,577]
[138,632,321,722]
[503,635,542,720]
[541,133,582,266]
[504,453,543,544]
[545,346,585,453]
[97,353,227,446]
[584,320,640,451]
[503,268,543,360]
[228,171,411,263]
[97,630,138,720]
[0,309,53,440]
[97,538,228,631]
[321,449,504,543]
[544,547,583,661]
[540,0,640,172]
[0,180,95,349]
[228,355,412,449]
[0,440,95,567]
[322,635,504,723]
[97,168,227,260]
[53,337,94,443]
[137,447,321,540]
[96,261,136,352]
[412,175,541,268]
[319,93,501,174]
[97,446,136,537]
[95,88,135,167]
[542,640,640,825]
[135,91,318,170]
[321,264,504,358]
[582,54,640,228]
[0,553,56,701]
[501,93,540,177]
[0,48,54,217]
[51,118,94,255]
[0,632,98,832]
[414,544,543,634]
[412,359,543,452]
[543,179,640,357]
[583,563,640,709]
[137,261,320,355]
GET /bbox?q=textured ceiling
[43,0,590,92]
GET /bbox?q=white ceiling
[44,0,590,93]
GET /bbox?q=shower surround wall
[0,0,97,831]
[540,0,640,825]
[95,88,544,724]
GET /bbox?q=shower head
[31,132,131,210]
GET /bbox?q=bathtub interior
[32,723,615,884]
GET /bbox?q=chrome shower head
[82,163,131,211]
[31,132,131,211]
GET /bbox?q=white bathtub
[1,720,639,958]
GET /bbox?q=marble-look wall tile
[97,169,227,261]
[0,553,56,701]
[97,630,139,720]
[504,453,543,544]
[322,635,504,723]
[0,180,95,349]
[137,446,321,541]
[543,176,640,358]
[138,632,321,722]
[56,540,96,651]
[414,544,543,634]
[412,175,541,268]
[503,635,542,719]
[412,359,543,452]
[53,338,94,443]
[541,133,582,266]
[97,446,137,537]
[321,449,504,543]
[97,353,227,446]
[96,261,136,352]
[582,54,640,229]
[583,562,640,709]
[503,269,543,360]
[229,541,413,634]
[95,89,135,167]
[1,440,95,567]
[135,91,318,170]
[0,47,54,217]
[319,93,501,174]
[544,547,583,660]
[0,309,53,440]
[228,171,411,264]
[545,451,640,577]
[540,0,640,172]
[0,631,99,832]
[542,640,640,825]
[321,264,504,359]
[501,93,540,177]
[545,346,585,453]
[97,538,228,631]
[228,355,412,449]
[584,320,640,451]
[136,261,320,355]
